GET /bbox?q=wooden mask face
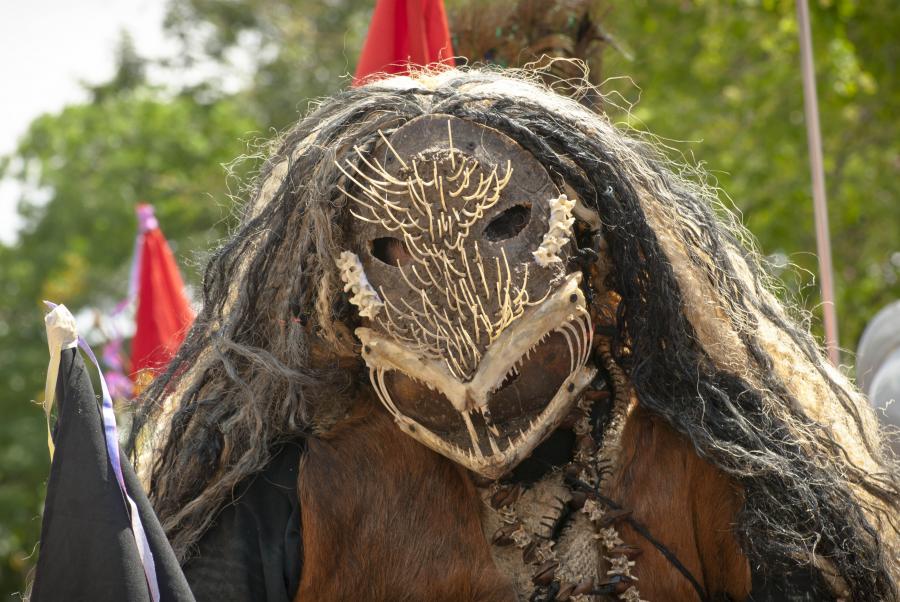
[338,115,596,478]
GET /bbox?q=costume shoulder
[182,440,304,602]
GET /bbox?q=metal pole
[796,0,840,366]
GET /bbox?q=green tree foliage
[598,0,900,348]
[163,0,371,129]
[0,40,258,594]
[1,0,897,596]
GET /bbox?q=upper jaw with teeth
[358,272,597,478]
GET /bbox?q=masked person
[131,69,900,602]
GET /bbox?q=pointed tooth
[487,431,501,454]
[462,410,484,460]
[560,325,576,374]
[481,409,501,438]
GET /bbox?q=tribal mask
[338,115,597,478]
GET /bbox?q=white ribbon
[43,304,79,459]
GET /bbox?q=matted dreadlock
[130,68,899,599]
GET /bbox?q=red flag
[354,0,455,85]
[130,204,194,379]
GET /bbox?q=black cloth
[32,347,194,601]
[182,441,304,602]
[749,564,837,602]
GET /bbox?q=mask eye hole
[371,237,413,267]
[483,204,531,242]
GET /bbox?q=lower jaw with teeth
[357,273,598,478]
[365,308,597,479]
[382,364,596,479]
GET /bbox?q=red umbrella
[354,0,455,85]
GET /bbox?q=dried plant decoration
[448,0,617,105]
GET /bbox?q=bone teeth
[480,408,501,438]
[586,315,594,356]
[372,368,402,419]
[575,316,591,365]
[461,410,484,460]
[559,326,576,374]
[487,431,501,454]
[562,321,582,366]
[582,316,593,365]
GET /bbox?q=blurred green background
[1,0,897,596]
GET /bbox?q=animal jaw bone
[358,273,588,410]
[336,250,383,319]
[381,363,596,479]
[533,194,576,267]
[357,273,597,478]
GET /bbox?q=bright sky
[0,0,172,244]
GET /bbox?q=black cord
[567,475,711,602]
